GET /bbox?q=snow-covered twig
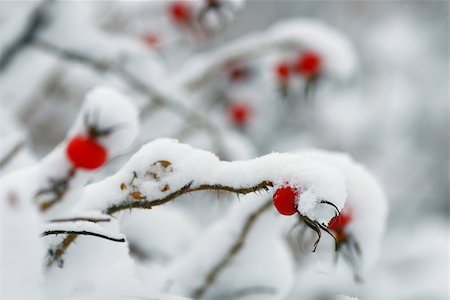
[191,200,272,299]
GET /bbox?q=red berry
[327,207,352,233]
[169,1,191,23]
[66,135,107,170]
[295,51,321,78]
[272,186,298,215]
[142,33,159,48]
[228,65,249,82]
[275,61,290,81]
[228,102,251,126]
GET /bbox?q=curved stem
[42,230,125,243]
[192,201,272,299]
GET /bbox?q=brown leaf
[129,191,146,200]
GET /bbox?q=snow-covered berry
[66,135,107,170]
[274,61,291,81]
[272,186,298,215]
[295,51,321,78]
[228,102,251,126]
[169,1,192,24]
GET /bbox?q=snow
[166,195,295,299]
[77,138,347,225]
[68,86,140,156]
[300,150,388,277]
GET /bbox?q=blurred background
[0,1,448,299]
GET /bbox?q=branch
[48,216,111,223]
[0,0,51,70]
[0,139,25,169]
[192,201,273,299]
[41,230,125,243]
[105,181,273,215]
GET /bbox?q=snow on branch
[47,138,347,267]
[42,221,125,243]
[77,138,346,225]
[176,19,357,90]
[34,86,139,212]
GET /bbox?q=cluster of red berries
[274,51,322,83]
[66,135,107,170]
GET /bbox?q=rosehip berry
[66,135,107,170]
[275,61,290,81]
[272,186,298,215]
[169,1,191,23]
[295,51,321,78]
[228,102,251,126]
[328,207,352,234]
[228,65,249,82]
[142,33,159,48]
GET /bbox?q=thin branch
[41,230,125,242]
[36,167,77,212]
[0,0,51,70]
[46,233,77,267]
[105,180,273,215]
[0,139,25,169]
[192,201,273,299]
[48,217,111,223]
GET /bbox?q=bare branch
[0,139,25,169]
[41,230,125,243]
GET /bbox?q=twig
[48,217,111,223]
[0,0,51,70]
[0,139,25,169]
[192,201,272,299]
[41,230,125,242]
[105,181,273,215]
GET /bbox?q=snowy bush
[0,1,447,300]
